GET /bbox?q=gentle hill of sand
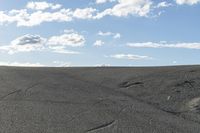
[0,66,200,132]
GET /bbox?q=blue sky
[0,0,200,66]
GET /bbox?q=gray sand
[0,66,200,133]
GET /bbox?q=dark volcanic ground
[0,66,200,133]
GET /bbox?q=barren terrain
[0,66,200,132]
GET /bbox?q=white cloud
[0,9,29,26]
[0,9,73,27]
[0,6,96,27]
[0,61,45,67]
[127,42,200,49]
[176,0,200,5]
[109,54,151,60]
[95,0,153,18]
[0,34,46,54]
[47,33,85,47]
[48,46,80,54]
[98,31,121,39]
[96,0,116,4]
[156,2,173,8]
[0,30,85,54]
[0,5,107,27]
[7,6,97,27]
[98,31,113,36]
[19,9,73,27]
[0,1,174,27]
[26,1,62,10]
[94,40,105,46]
[11,34,46,46]
[113,33,121,39]
[73,8,97,19]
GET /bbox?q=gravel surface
[0,66,200,133]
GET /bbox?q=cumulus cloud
[109,54,151,60]
[94,40,105,46]
[47,33,85,47]
[11,34,46,46]
[73,8,97,19]
[0,7,97,27]
[98,31,121,39]
[26,1,62,10]
[95,0,153,18]
[0,4,95,27]
[176,0,200,5]
[0,8,73,27]
[127,42,200,49]
[0,9,73,27]
[1,0,191,27]
[0,1,175,27]
[0,34,46,54]
[0,30,85,54]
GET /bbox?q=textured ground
[0,66,200,133]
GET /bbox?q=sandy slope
[0,66,200,133]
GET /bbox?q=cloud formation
[0,34,45,54]
[94,40,105,46]
[0,9,73,27]
[73,8,97,19]
[127,42,200,49]
[95,0,153,18]
[98,31,121,39]
[109,54,151,60]
[0,0,175,27]
[47,33,85,47]
[26,1,62,10]
[11,34,46,46]
[0,2,82,27]
[0,0,198,27]
[0,30,84,54]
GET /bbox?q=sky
[0,0,200,67]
